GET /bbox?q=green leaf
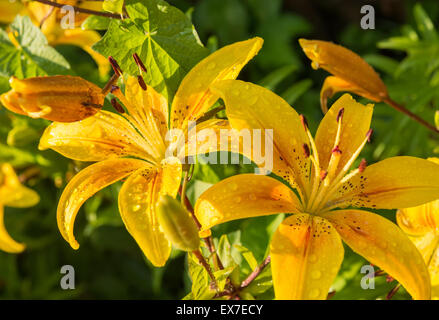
[413,3,437,41]
[0,16,70,79]
[93,0,208,102]
[258,64,297,90]
[281,79,313,105]
[187,253,216,300]
[103,0,124,13]
[81,15,111,30]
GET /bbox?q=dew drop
[308,254,317,263]
[311,270,322,280]
[308,288,320,299]
[132,204,141,212]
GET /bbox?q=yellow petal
[0,205,25,253]
[397,202,439,236]
[315,94,373,177]
[0,163,39,208]
[39,110,157,163]
[271,213,344,299]
[57,158,148,249]
[321,209,431,300]
[182,118,232,158]
[1,76,104,122]
[52,29,110,78]
[118,157,182,267]
[124,76,169,142]
[0,0,24,24]
[194,174,302,232]
[211,79,310,195]
[332,156,439,209]
[299,39,388,103]
[170,37,263,130]
[319,76,374,113]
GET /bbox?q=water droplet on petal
[311,270,322,280]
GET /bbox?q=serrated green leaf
[93,0,208,102]
[81,15,111,30]
[187,253,216,300]
[0,16,70,79]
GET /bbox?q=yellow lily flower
[397,158,439,299]
[0,0,109,77]
[0,163,39,253]
[299,39,389,113]
[194,80,439,299]
[36,38,262,267]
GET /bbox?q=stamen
[336,108,345,122]
[302,143,310,158]
[133,53,147,72]
[300,114,308,130]
[110,85,120,94]
[366,129,373,143]
[320,170,328,181]
[332,145,342,154]
[111,98,125,114]
[358,158,367,173]
[137,75,147,91]
[109,56,123,76]
[81,102,102,109]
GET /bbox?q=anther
[302,143,310,158]
[332,145,342,154]
[336,108,344,122]
[300,114,308,130]
[358,158,367,173]
[366,129,373,143]
[108,56,123,76]
[133,53,147,72]
[110,85,120,93]
[111,98,125,114]
[320,170,328,181]
[137,75,147,91]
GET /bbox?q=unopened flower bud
[156,195,200,252]
[0,76,105,122]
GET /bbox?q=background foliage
[1,0,438,299]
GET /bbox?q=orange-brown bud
[0,76,105,122]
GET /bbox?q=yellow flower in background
[195,80,439,300]
[397,159,439,299]
[35,38,262,267]
[0,75,105,122]
[299,39,389,113]
[0,163,39,253]
[0,0,109,77]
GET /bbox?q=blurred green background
[1,0,439,299]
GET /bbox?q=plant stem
[386,284,401,300]
[240,255,271,289]
[31,0,127,19]
[195,105,225,125]
[384,98,439,134]
[192,249,217,288]
[178,168,225,271]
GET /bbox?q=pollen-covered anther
[133,53,147,73]
[336,108,345,122]
[366,129,373,143]
[302,143,310,158]
[137,75,147,91]
[108,56,123,76]
[332,145,342,155]
[320,170,328,181]
[300,114,309,130]
[358,158,367,173]
[111,98,125,114]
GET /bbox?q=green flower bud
[156,195,200,252]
